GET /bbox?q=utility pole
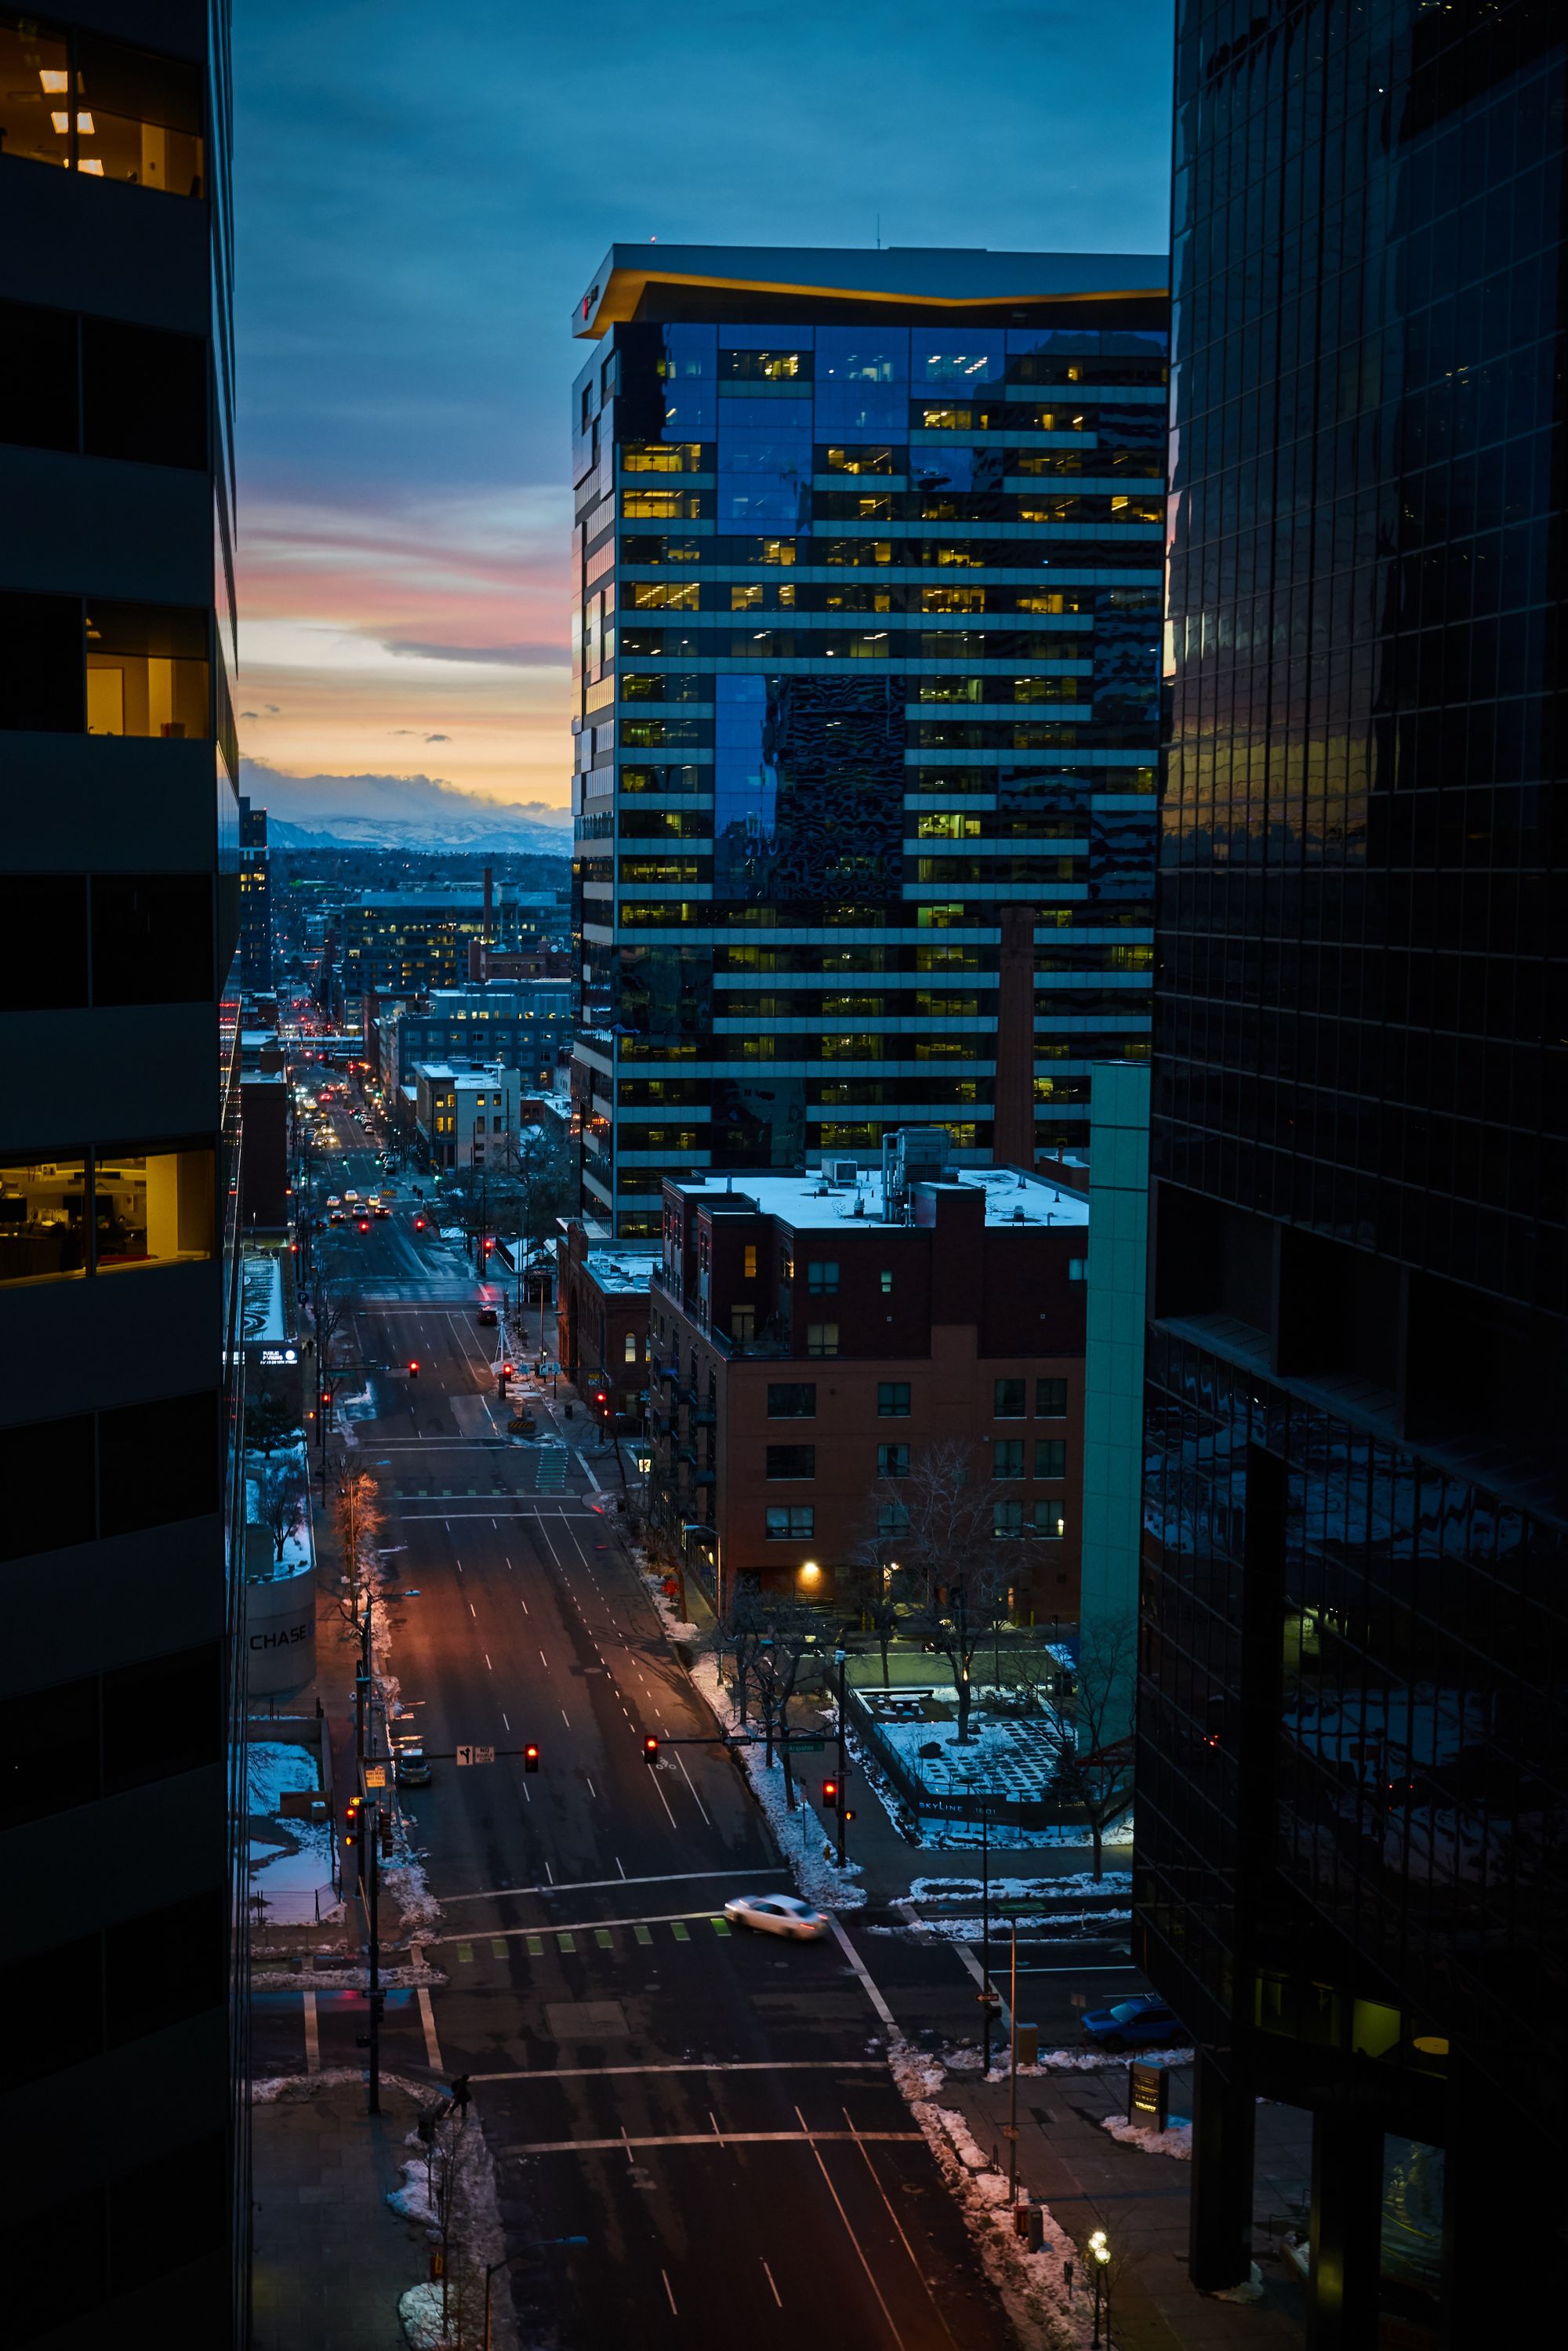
[366,1798,383,2115]
[980,1796,995,2074]
[834,1647,848,1867]
[1008,1910,1020,2197]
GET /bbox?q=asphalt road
[258,1092,1013,2351]
[259,1082,1147,2347]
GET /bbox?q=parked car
[394,1745,432,1788]
[1080,1995,1185,2051]
[477,1305,499,1326]
[723,1893,829,1942]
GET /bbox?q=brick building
[648,1160,1087,1605]
[555,1222,656,1428]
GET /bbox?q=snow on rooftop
[679,1165,1088,1232]
[583,1250,657,1294]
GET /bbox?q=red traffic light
[524,1743,539,1773]
[414,1215,426,1230]
[321,1389,332,1406]
[503,1362,514,1377]
[822,1777,840,1809]
[643,1736,659,1764]
[408,1360,419,1377]
[358,1218,369,1232]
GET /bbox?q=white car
[723,1893,829,1941]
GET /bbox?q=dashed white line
[485,1653,493,1671]
[561,1707,571,1728]
[661,2272,678,2316]
[761,2260,782,2308]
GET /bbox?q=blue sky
[233,0,1174,815]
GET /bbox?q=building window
[765,1504,815,1540]
[994,1377,1026,1417]
[805,1322,839,1358]
[767,1384,816,1417]
[1034,1439,1066,1479]
[0,1145,213,1286]
[743,1243,757,1278]
[879,1269,893,1293]
[623,1332,638,1363]
[993,1500,1025,1538]
[84,601,209,738]
[765,1445,815,1480]
[807,1261,839,1294]
[1036,1378,1068,1417]
[1068,1259,1087,1282]
[877,1442,909,1478]
[877,1502,909,1536]
[877,1381,910,1417]
[0,22,205,194]
[993,1439,1025,1478]
[1033,1506,1066,1540]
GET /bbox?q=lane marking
[506,2129,924,2155]
[829,1917,898,2034]
[303,1990,319,2073]
[485,1653,493,1671]
[673,1746,711,1825]
[471,2058,893,2083]
[408,1941,443,2070]
[662,2271,678,2317]
[844,2106,961,2349]
[762,2259,782,2308]
[427,1904,762,1946]
[793,2105,911,2351]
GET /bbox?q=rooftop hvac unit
[880,1126,951,1222]
[829,1159,861,1185]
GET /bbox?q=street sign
[456,1745,495,1767]
[364,1765,387,1789]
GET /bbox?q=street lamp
[1089,2227,1111,2349]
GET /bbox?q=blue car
[1081,1994,1185,2051]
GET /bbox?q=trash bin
[1015,2022,1040,2066]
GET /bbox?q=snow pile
[924,1815,1131,1852]
[383,1851,441,1934]
[900,1910,1131,1942]
[684,1642,867,1911]
[1101,2112,1193,2159]
[397,2284,452,2349]
[388,2157,438,2226]
[638,1566,698,1646]
[888,2041,1087,2348]
[910,1871,1132,1903]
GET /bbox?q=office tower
[568,245,1167,1238]
[0,6,246,2343]
[238,792,271,993]
[1140,2,1566,2338]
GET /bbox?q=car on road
[1080,1994,1185,2051]
[723,1893,829,1941]
[394,1745,432,1787]
[326,1195,341,1208]
[477,1305,499,1326]
[329,1209,346,1224]
[373,1203,390,1217]
[344,1188,360,1203]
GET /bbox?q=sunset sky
[232,1,1172,825]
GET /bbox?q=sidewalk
[938,2059,1308,2351]
[252,2077,425,2351]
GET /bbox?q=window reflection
[0,1158,88,1283]
[95,1148,214,1272]
[85,602,208,738]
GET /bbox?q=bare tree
[325,1467,383,1631]
[1048,1610,1138,1881]
[255,1460,305,1565]
[713,1578,768,1729]
[244,1388,298,1458]
[838,1539,912,1687]
[879,1441,1040,1741]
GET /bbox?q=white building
[413,1062,523,1171]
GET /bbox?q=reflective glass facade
[568,249,1167,1237]
[1143,2,1568,2331]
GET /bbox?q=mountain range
[241,761,573,857]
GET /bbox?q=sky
[233,1,1174,828]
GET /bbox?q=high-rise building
[0,6,246,2342]
[1140,2,1566,2336]
[238,792,271,993]
[568,245,1167,1238]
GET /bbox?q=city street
[261,1094,1016,2349]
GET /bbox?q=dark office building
[1140,2,1567,2341]
[568,245,1167,1237]
[238,793,271,993]
[0,5,247,2344]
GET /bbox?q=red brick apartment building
[556,1222,656,1427]
[648,1166,1087,1608]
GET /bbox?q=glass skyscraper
[568,245,1167,1237]
[1142,3,1566,2338]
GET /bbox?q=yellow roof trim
[584,268,1164,336]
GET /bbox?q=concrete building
[568,243,1166,1236]
[0,4,246,2337]
[413,1062,522,1172]
[648,1153,1087,1605]
[238,793,270,992]
[378,981,572,1097]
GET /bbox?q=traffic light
[343,1794,362,1851]
[822,1776,840,1810]
[414,1215,426,1231]
[524,1743,539,1773]
[593,1387,610,1421]
[408,1360,419,1379]
[497,1361,514,1397]
[643,1736,659,1765]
